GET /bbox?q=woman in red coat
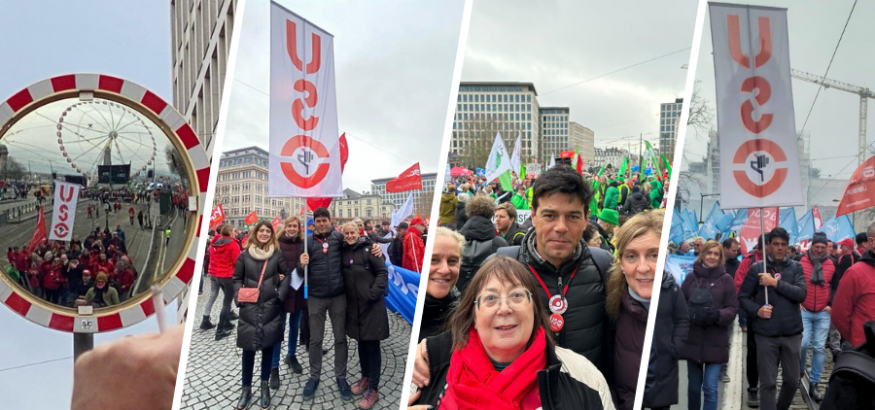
[209,224,242,340]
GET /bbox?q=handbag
[238,260,268,304]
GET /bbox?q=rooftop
[459,81,538,96]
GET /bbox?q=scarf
[807,250,827,286]
[248,244,275,261]
[445,327,547,410]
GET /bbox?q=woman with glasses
[340,222,389,409]
[605,211,663,410]
[409,256,615,410]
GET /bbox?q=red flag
[812,205,823,230]
[209,204,225,228]
[386,163,423,193]
[575,154,583,174]
[738,207,779,254]
[271,216,283,233]
[307,133,350,209]
[300,204,306,215]
[835,157,875,216]
[245,211,258,225]
[27,207,48,255]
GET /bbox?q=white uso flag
[49,181,80,241]
[392,192,414,229]
[269,2,342,198]
[710,4,803,209]
[485,132,512,184]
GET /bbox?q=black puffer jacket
[418,287,460,342]
[500,221,527,247]
[457,216,508,292]
[306,230,345,298]
[341,238,389,341]
[233,247,290,351]
[643,272,688,409]
[738,256,806,337]
[622,190,651,216]
[517,229,607,367]
[454,200,468,229]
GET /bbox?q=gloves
[705,309,720,325]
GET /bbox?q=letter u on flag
[386,163,423,193]
[269,2,342,198]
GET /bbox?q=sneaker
[215,327,233,341]
[338,377,352,401]
[720,368,730,383]
[747,389,759,408]
[269,367,280,390]
[360,388,379,409]
[287,355,303,374]
[351,377,370,395]
[303,378,319,401]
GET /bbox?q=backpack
[687,276,714,326]
[820,322,875,410]
[458,239,497,293]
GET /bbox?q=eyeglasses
[475,289,532,314]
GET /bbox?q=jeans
[203,275,221,315]
[358,340,382,390]
[215,277,235,329]
[271,310,303,369]
[242,346,273,387]
[688,361,721,410]
[800,310,830,383]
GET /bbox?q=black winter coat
[389,235,404,266]
[679,262,738,364]
[306,230,345,298]
[500,221,527,247]
[417,287,460,342]
[643,272,688,408]
[278,234,304,313]
[517,229,607,367]
[454,201,468,228]
[233,248,290,351]
[341,238,389,341]
[457,216,508,292]
[738,256,806,337]
[610,292,648,410]
[622,191,651,216]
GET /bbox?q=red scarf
[444,327,546,410]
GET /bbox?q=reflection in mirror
[0,96,192,311]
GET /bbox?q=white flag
[549,156,555,170]
[269,2,343,198]
[49,181,80,241]
[510,133,522,176]
[392,192,414,229]
[484,132,513,184]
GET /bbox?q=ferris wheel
[56,100,158,181]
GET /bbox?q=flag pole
[304,206,308,300]
[761,207,768,306]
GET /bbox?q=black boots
[199,315,215,330]
[260,380,271,409]
[236,386,252,409]
[269,368,280,389]
[811,383,824,402]
[215,313,233,341]
[284,355,303,374]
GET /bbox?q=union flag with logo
[386,163,423,193]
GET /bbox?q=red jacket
[832,252,875,347]
[800,254,835,312]
[114,268,135,293]
[734,248,763,293]
[42,266,62,290]
[402,227,425,273]
[208,235,241,278]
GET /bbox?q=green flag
[618,157,628,177]
[597,164,605,177]
[662,154,673,178]
[570,146,580,169]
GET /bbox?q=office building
[659,98,683,162]
[372,172,437,221]
[568,122,595,168]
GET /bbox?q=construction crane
[791,69,875,168]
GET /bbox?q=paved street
[180,277,412,410]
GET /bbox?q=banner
[49,181,81,241]
[526,164,541,177]
[269,3,342,198]
[665,254,698,284]
[385,262,419,324]
[391,192,414,229]
[209,204,225,228]
[738,207,778,254]
[837,156,875,216]
[386,162,423,193]
[711,4,803,209]
[491,209,531,226]
[485,132,513,191]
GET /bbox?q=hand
[278,274,285,282]
[758,305,773,319]
[407,389,430,410]
[72,324,184,410]
[371,245,383,258]
[412,339,430,388]
[824,306,832,313]
[300,253,309,267]
[758,272,778,288]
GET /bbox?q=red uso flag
[386,163,423,193]
[710,4,803,209]
[210,204,226,228]
[837,156,875,216]
[269,2,342,198]
[271,216,284,234]
[49,181,80,241]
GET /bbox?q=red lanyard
[315,237,328,253]
[527,265,578,299]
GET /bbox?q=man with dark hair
[299,207,381,401]
[739,227,807,410]
[856,232,869,257]
[723,238,740,278]
[389,222,407,266]
[495,202,525,247]
[456,196,508,292]
[799,232,834,402]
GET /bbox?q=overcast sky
[0,2,176,408]
[221,0,465,193]
[683,0,875,182]
[461,0,698,151]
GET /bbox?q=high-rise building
[371,173,437,221]
[171,0,238,159]
[214,146,304,228]
[452,82,541,164]
[540,107,570,162]
[569,122,595,168]
[659,98,683,162]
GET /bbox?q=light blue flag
[716,210,736,232]
[683,209,699,240]
[665,254,698,284]
[778,208,798,244]
[819,215,856,243]
[698,202,725,240]
[670,211,686,245]
[730,209,749,231]
[796,210,815,243]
